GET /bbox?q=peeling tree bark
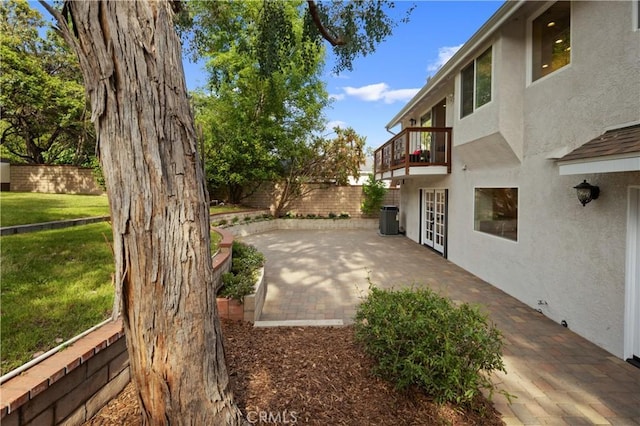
[42,1,246,424]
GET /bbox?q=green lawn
[1,222,224,374]
[209,204,253,215]
[0,192,232,373]
[0,192,110,227]
[1,222,115,374]
[0,192,250,227]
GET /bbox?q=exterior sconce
[409,118,416,126]
[573,180,600,206]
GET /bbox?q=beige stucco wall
[397,1,640,358]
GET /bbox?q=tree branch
[306,1,345,46]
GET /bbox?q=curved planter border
[212,225,267,322]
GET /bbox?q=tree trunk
[47,1,245,424]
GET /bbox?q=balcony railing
[374,127,452,179]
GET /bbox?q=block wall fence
[242,183,399,217]
[4,165,400,216]
[8,165,104,195]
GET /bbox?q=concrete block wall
[9,165,104,195]
[243,183,399,217]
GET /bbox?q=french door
[421,188,447,255]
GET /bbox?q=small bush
[361,174,387,216]
[232,216,240,223]
[218,241,265,302]
[354,285,506,406]
[328,212,337,219]
[339,212,350,219]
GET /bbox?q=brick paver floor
[241,229,640,425]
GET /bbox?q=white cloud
[342,83,419,104]
[344,83,389,102]
[427,44,463,74]
[329,93,345,101]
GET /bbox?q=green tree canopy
[189,0,330,203]
[274,126,366,215]
[0,0,92,165]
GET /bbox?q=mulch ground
[85,320,504,425]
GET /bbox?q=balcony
[374,127,452,180]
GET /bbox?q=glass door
[422,189,435,248]
[434,189,446,253]
[422,188,447,255]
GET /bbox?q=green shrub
[361,174,387,216]
[328,212,337,219]
[218,241,265,302]
[354,285,506,405]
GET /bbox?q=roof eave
[385,0,525,130]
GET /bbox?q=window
[532,2,571,81]
[460,47,492,118]
[474,188,518,241]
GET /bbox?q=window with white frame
[474,188,518,241]
[460,47,492,118]
[532,1,571,81]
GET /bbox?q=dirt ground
[85,320,503,425]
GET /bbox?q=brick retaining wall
[0,321,128,426]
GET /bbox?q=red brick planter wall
[0,320,128,426]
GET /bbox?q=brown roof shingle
[559,124,640,162]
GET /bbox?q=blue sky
[323,1,505,149]
[183,1,505,150]
[33,1,505,150]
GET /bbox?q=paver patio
[241,229,640,425]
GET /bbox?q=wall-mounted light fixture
[573,180,600,206]
[409,118,416,126]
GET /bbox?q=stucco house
[374,0,640,363]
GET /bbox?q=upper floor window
[532,2,571,81]
[461,47,492,118]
